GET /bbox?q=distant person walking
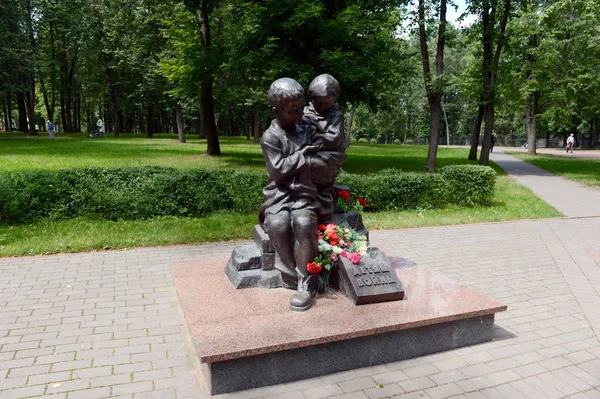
[97,118,105,138]
[47,120,55,139]
[490,132,497,153]
[566,134,575,153]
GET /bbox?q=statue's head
[308,74,340,114]
[268,78,305,128]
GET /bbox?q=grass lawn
[0,133,561,256]
[0,132,504,174]
[510,152,600,191]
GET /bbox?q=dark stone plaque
[337,250,404,305]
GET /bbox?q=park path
[490,150,600,217]
[494,146,600,159]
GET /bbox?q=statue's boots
[289,269,318,312]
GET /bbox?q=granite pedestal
[171,257,507,395]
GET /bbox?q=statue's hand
[301,142,323,154]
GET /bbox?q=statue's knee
[266,213,291,234]
[292,214,317,236]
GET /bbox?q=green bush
[0,165,495,224]
[440,165,496,206]
[0,167,265,224]
[338,169,449,210]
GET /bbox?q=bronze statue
[226,75,403,312]
[256,75,348,311]
[259,78,323,311]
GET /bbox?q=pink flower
[347,253,362,265]
[325,223,337,232]
[330,253,338,263]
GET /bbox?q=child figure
[259,78,322,311]
[302,74,347,218]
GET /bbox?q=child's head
[268,78,305,128]
[308,74,340,114]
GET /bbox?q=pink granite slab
[170,258,506,363]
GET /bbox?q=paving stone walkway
[1,156,600,398]
[491,151,600,217]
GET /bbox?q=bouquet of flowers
[307,223,369,288]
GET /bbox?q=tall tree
[469,0,512,165]
[417,0,447,172]
[184,0,220,155]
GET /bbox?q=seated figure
[259,78,323,311]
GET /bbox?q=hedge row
[0,165,496,224]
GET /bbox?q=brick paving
[2,157,600,398]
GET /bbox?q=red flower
[357,198,367,207]
[337,190,350,201]
[307,262,322,274]
[326,229,340,246]
[318,224,327,231]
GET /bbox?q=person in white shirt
[97,118,105,138]
[566,134,575,153]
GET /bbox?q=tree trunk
[75,85,81,132]
[60,89,66,132]
[525,94,537,155]
[244,106,250,140]
[468,104,484,160]
[146,105,154,138]
[40,74,54,122]
[24,1,37,136]
[253,103,261,144]
[441,95,450,146]
[4,93,13,131]
[345,103,357,148]
[24,87,38,136]
[202,82,220,154]
[418,0,446,172]
[16,91,28,133]
[427,96,442,172]
[85,101,92,133]
[197,111,205,138]
[3,94,10,131]
[197,0,220,155]
[60,44,76,133]
[479,101,494,165]
[172,109,177,134]
[478,0,511,165]
[111,95,120,137]
[175,104,186,143]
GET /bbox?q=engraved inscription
[352,264,396,287]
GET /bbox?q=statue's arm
[261,135,307,183]
[322,113,345,149]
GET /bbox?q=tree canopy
[1,0,599,157]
